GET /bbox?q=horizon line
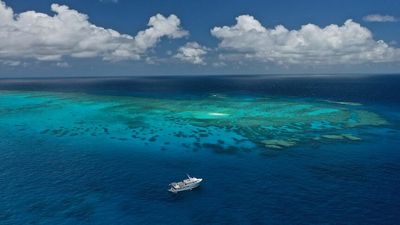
[1,72,400,80]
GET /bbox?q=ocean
[0,75,399,225]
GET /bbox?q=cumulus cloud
[175,42,209,65]
[363,14,398,22]
[0,1,187,62]
[211,15,400,65]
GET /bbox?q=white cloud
[211,15,400,65]
[0,1,187,62]
[0,60,21,66]
[363,14,398,22]
[212,61,226,67]
[134,14,188,54]
[56,62,70,67]
[100,0,119,3]
[175,42,209,65]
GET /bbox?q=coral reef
[0,91,388,151]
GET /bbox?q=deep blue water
[0,75,400,225]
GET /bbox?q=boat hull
[168,180,202,193]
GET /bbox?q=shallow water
[0,75,399,225]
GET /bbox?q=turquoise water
[0,76,399,224]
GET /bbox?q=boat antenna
[186,173,191,178]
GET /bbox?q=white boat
[168,174,203,193]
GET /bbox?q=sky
[0,0,400,77]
